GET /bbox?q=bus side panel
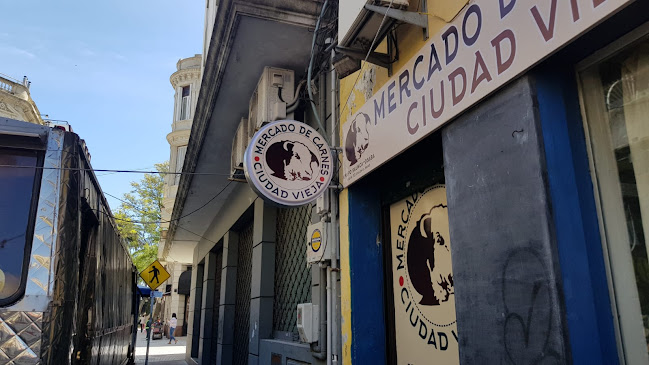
[42,132,82,365]
[73,139,137,365]
[0,121,59,365]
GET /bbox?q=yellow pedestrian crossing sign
[140,260,170,290]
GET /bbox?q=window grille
[273,205,313,339]
[233,223,253,365]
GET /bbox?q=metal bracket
[335,46,391,69]
[364,3,428,30]
[420,0,429,40]
[328,183,343,190]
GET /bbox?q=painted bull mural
[345,112,370,166]
[407,204,454,306]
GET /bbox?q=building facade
[164,1,340,364]
[159,54,202,338]
[169,0,649,364]
[338,0,649,364]
[0,74,43,125]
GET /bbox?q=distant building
[0,74,43,125]
[158,54,202,338]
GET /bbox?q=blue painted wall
[347,182,387,364]
[534,65,618,364]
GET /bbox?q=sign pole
[144,291,154,365]
[139,260,170,365]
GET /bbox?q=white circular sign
[244,120,333,207]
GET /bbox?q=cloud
[80,48,96,57]
[109,52,126,61]
[0,45,36,59]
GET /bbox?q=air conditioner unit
[230,117,249,180]
[248,67,295,132]
[297,303,319,343]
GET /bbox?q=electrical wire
[96,164,157,177]
[104,180,233,225]
[102,191,220,245]
[307,0,331,141]
[0,164,231,176]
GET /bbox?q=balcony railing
[0,74,30,96]
[0,75,17,94]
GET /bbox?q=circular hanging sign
[244,120,333,207]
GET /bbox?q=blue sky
[1,0,204,210]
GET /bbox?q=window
[579,29,649,362]
[175,146,187,185]
[0,147,41,306]
[180,86,191,120]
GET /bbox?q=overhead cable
[0,164,230,176]
[103,180,234,225]
[102,191,221,245]
[307,0,331,141]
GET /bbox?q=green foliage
[115,162,168,274]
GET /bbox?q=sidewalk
[134,328,188,365]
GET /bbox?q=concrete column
[442,77,569,363]
[216,231,239,365]
[199,252,219,364]
[187,263,204,360]
[248,199,277,365]
[170,262,182,336]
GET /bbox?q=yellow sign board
[389,185,458,364]
[139,260,170,290]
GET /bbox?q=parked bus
[0,117,138,365]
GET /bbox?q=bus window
[0,147,41,306]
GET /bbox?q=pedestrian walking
[145,317,152,340]
[168,313,178,344]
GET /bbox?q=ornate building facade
[158,54,202,337]
[0,74,43,125]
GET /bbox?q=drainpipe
[329,45,340,365]
[327,265,333,365]
[310,68,330,360]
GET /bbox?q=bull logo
[266,140,319,181]
[407,204,454,306]
[344,112,370,166]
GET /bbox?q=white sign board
[389,185,458,364]
[342,0,631,187]
[244,120,334,206]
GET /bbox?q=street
[134,328,187,365]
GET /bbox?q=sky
[1,0,204,210]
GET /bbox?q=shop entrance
[362,131,458,364]
[384,185,459,365]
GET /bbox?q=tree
[114,162,168,273]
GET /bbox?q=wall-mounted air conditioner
[230,117,249,180]
[248,67,295,132]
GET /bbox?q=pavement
[134,328,188,365]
